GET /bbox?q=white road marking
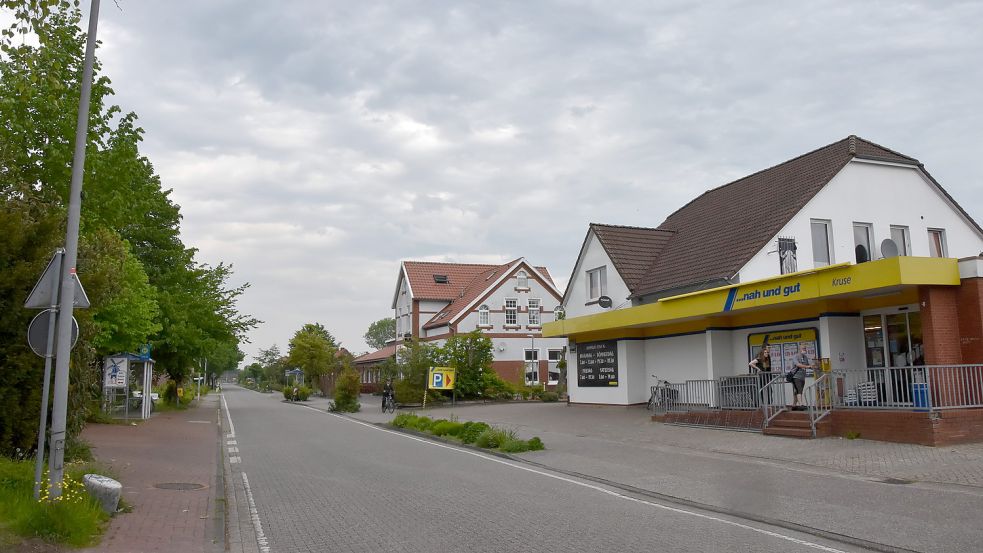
[228,447,239,454]
[220,393,236,438]
[230,456,241,464]
[242,472,270,553]
[300,405,848,553]
[227,440,237,445]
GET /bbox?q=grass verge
[390,413,545,453]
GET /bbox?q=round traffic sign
[27,309,79,358]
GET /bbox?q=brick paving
[339,395,983,488]
[80,394,224,553]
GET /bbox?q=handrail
[758,374,786,427]
[805,373,832,437]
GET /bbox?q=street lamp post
[527,334,535,386]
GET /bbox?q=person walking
[790,344,812,409]
[749,345,773,406]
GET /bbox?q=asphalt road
[221,386,873,553]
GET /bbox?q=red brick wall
[919,286,962,365]
[957,278,983,363]
[830,409,983,446]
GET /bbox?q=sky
[81,0,983,363]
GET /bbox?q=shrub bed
[388,414,544,453]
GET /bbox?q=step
[770,419,812,429]
[762,426,814,438]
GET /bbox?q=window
[505,298,518,325]
[811,220,832,267]
[890,226,910,256]
[516,270,528,289]
[853,222,873,263]
[928,229,947,258]
[547,349,563,385]
[524,349,539,385]
[478,305,490,326]
[396,318,402,336]
[554,305,565,320]
[528,299,541,326]
[586,266,607,300]
[778,236,797,274]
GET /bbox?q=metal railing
[664,375,762,412]
[830,365,983,411]
[805,373,834,436]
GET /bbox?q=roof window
[433,274,449,284]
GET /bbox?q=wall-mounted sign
[748,328,818,376]
[577,340,618,387]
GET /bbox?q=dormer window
[433,274,449,284]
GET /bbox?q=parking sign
[428,367,456,390]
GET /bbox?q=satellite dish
[880,238,900,259]
[597,296,613,308]
[497,342,507,352]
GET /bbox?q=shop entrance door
[863,311,924,406]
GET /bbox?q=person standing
[749,345,773,406]
[790,344,812,409]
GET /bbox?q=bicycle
[381,393,396,414]
[647,376,676,412]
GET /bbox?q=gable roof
[401,261,499,301]
[421,258,561,329]
[590,224,675,291]
[353,343,397,365]
[631,135,925,299]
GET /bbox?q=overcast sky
[86,1,983,363]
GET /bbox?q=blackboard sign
[577,340,618,387]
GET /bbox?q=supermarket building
[544,136,983,445]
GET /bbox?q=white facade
[563,231,633,320]
[738,160,983,282]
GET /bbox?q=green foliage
[439,330,494,399]
[459,422,491,444]
[527,437,545,451]
[0,458,108,547]
[390,413,419,429]
[500,438,530,453]
[540,392,560,402]
[846,431,861,440]
[394,338,438,402]
[432,421,465,437]
[475,427,515,449]
[411,416,435,432]
[288,323,337,392]
[363,318,396,350]
[162,381,178,405]
[329,366,360,412]
[481,370,514,400]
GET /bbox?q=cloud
[88,0,983,361]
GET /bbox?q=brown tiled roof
[590,224,675,291]
[353,344,397,365]
[422,260,562,329]
[632,136,921,298]
[403,261,498,300]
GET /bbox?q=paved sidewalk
[80,394,224,553]
[326,394,983,488]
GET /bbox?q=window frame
[810,219,833,268]
[478,304,490,327]
[504,298,518,326]
[547,349,563,385]
[524,348,540,385]
[889,225,910,256]
[516,270,529,289]
[586,266,607,300]
[928,228,947,258]
[853,222,874,263]
[527,298,541,326]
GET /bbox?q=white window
[547,349,563,385]
[396,318,402,336]
[528,299,541,326]
[516,270,528,289]
[478,305,490,326]
[587,266,607,300]
[890,226,910,256]
[505,298,518,325]
[524,349,539,385]
[811,220,832,267]
[853,222,873,263]
[928,229,947,258]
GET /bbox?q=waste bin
[912,382,929,411]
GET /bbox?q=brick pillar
[957,278,983,363]
[920,286,964,407]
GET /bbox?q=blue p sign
[432,373,444,388]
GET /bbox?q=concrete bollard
[83,474,122,514]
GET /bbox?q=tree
[363,318,395,350]
[440,331,494,399]
[287,324,337,392]
[256,344,286,385]
[394,339,440,404]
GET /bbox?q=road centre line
[299,405,848,553]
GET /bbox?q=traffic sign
[428,367,456,390]
[27,309,79,357]
[24,250,90,309]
